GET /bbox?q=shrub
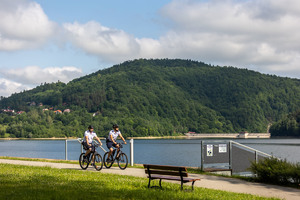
[250,157,300,186]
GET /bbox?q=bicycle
[79,144,103,171]
[103,142,128,170]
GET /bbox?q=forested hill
[1,59,300,138]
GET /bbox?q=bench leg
[148,179,162,189]
[192,181,195,190]
[181,181,183,190]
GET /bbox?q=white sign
[219,144,227,153]
[207,144,213,156]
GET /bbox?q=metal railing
[201,140,274,174]
[230,140,272,164]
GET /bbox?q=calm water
[1,138,300,167]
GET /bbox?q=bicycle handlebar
[91,143,102,148]
[117,142,127,148]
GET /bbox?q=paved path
[1,159,300,200]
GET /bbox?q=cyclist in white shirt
[83,125,102,162]
[106,124,126,162]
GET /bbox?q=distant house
[63,109,71,113]
[30,102,36,106]
[238,131,249,138]
[188,131,196,134]
[39,103,43,106]
[2,109,14,113]
[93,111,100,117]
[43,108,49,111]
[54,110,62,114]
[17,111,25,114]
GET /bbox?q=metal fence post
[255,150,258,164]
[130,139,134,166]
[65,139,68,160]
[229,141,232,170]
[201,140,204,171]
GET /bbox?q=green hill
[1,59,300,138]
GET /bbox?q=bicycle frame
[103,142,128,170]
[79,143,103,171]
[112,143,124,158]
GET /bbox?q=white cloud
[63,21,168,62]
[0,66,83,85]
[158,0,300,75]
[0,0,56,51]
[62,0,300,78]
[63,21,141,63]
[0,66,83,96]
[0,78,29,97]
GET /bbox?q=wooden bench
[143,164,200,190]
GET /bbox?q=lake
[1,138,300,168]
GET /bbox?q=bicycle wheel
[117,152,128,170]
[103,152,114,168]
[79,153,89,170]
[93,153,103,171]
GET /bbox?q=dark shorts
[82,142,95,152]
[106,140,117,149]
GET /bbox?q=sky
[1,0,300,97]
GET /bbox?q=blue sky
[37,0,167,38]
[1,0,300,97]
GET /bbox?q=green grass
[0,156,78,164]
[0,157,206,171]
[0,164,279,200]
[0,157,271,186]
[0,156,145,168]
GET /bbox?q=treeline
[0,107,181,138]
[270,109,300,136]
[1,58,300,138]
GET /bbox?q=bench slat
[144,164,187,171]
[149,175,200,183]
[145,169,188,177]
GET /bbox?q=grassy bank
[0,163,279,200]
[0,156,78,164]
[0,156,208,173]
[0,156,145,169]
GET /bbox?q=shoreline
[0,137,80,140]
[0,133,271,140]
[184,133,271,139]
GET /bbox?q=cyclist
[83,125,102,162]
[106,124,126,162]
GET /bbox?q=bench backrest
[144,164,188,177]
